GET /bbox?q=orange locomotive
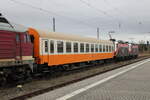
[28,28,114,68]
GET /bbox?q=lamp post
[97,27,100,40]
[108,31,115,39]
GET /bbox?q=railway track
[8,55,150,100]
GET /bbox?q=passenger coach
[28,28,115,67]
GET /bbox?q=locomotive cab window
[23,33,31,43]
[73,42,78,53]
[24,34,27,43]
[57,41,64,53]
[27,34,31,42]
[50,40,54,53]
[16,34,20,42]
[66,42,72,53]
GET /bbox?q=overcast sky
[1,0,150,42]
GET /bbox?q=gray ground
[29,59,150,100]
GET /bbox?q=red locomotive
[129,43,139,58]
[114,40,138,60]
[0,15,34,85]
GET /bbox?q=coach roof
[36,29,113,44]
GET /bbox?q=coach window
[80,43,84,53]
[50,40,54,53]
[95,44,98,52]
[106,45,109,52]
[73,42,78,53]
[86,43,89,52]
[107,45,109,52]
[91,44,94,52]
[57,41,63,53]
[99,45,102,52]
[45,41,48,53]
[109,46,111,52]
[66,42,72,53]
[103,45,105,52]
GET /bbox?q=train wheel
[25,69,32,82]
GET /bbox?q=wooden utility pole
[97,27,99,40]
[53,17,55,32]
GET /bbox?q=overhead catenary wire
[79,0,118,20]
[103,0,145,30]
[103,0,123,29]
[103,0,121,14]
[79,0,122,30]
[10,0,97,28]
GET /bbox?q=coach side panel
[39,38,114,66]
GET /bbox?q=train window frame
[99,44,102,52]
[95,44,99,52]
[57,41,64,53]
[103,45,105,52]
[91,44,94,53]
[80,43,84,53]
[109,45,111,52]
[66,42,72,53]
[86,43,89,53]
[50,40,54,54]
[44,40,48,53]
[106,45,109,52]
[108,45,110,52]
[73,42,78,53]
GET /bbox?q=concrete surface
[29,59,150,100]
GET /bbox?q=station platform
[29,58,150,100]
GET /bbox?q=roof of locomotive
[0,16,28,32]
[36,29,113,44]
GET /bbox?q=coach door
[42,39,49,63]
